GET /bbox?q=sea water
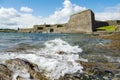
[0,32,117,80]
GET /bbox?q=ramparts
[19,9,120,33]
[66,9,95,33]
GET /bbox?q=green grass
[96,26,117,31]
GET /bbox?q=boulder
[5,58,48,80]
[0,64,13,80]
[16,76,25,80]
[59,61,120,80]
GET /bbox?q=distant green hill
[0,29,17,32]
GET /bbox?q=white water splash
[0,38,87,80]
[44,38,83,54]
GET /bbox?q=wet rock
[1,58,119,80]
[91,33,120,51]
[5,58,48,80]
[59,72,95,80]
[75,61,120,80]
[57,51,67,55]
[16,76,25,80]
[59,70,115,80]
[59,60,120,80]
[0,64,13,80]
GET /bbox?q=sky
[0,0,120,29]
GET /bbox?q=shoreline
[0,32,120,80]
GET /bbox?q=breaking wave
[0,38,87,80]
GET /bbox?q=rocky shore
[0,58,47,80]
[0,32,120,80]
[92,32,120,49]
[60,61,120,80]
[0,58,120,80]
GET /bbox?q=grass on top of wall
[96,26,117,31]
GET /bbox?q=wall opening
[45,25,51,27]
[50,28,54,32]
[37,27,43,30]
[57,25,63,28]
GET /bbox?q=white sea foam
[0,38,87,80]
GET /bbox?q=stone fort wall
[19,9,120,33]
[66,9,95,33]
[96,20,120,28]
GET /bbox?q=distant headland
[2,9,120,33]
[0,29,17,33]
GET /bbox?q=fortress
[19,9,120,33]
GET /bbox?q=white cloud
[20,6,33,12]
[0,0,120,29]
[0,7,20,19]
[0,0,87,29]
[95,4,120,21]
[0,7,20,28]
[44,0,87,24]
[0,7,39,29]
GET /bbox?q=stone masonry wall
[107,20,120,26]
[18,9,120,33]
[95,20,120,31]
[67,9,95,33]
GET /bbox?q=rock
[59,60,120,80]
[0,64,13,80]
[1,58,119,80]
[75,60,120,80]
[57,51,67,55]
[16,76,25,80]
[5,58,48,80]
[91,33,120,51]
[59,72,94,80]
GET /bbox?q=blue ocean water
[0,32,109,52]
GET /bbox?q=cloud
[0,7,20,28]
[0,0,87,29]
[0,7,41,29]
[0,7,20,19]
[20,6,33,12]
[44,0,87,24]
[95,4,120,21]
[0,0,120,29]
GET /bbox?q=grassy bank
[96,26,117,31]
